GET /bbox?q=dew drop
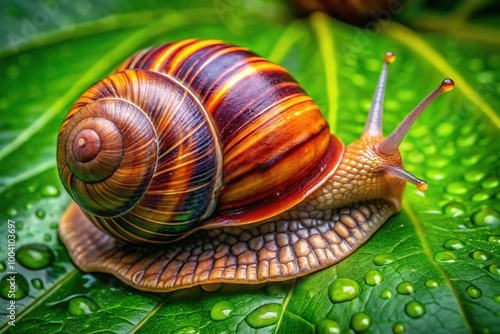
[210,300,234,321]
[392,322,405,334]
[380,289,392,299]
[350,312,372,332]
[31,278,43,290]
[464,169,486,183]
[396,281,416,295]
[486,264,500,277]
[50,222,58,230]
[472,193,490,202]
[41,185,60,197]
[457,133,478,147]
[68,296,99,316]
[482,176,499,189]
[7,207,17,217]
[470,207,500,227]
[425,169,447,181]
[434,250,457,263]
[245,303,282,328]
[201,283,222,292]
[404,300,426,318]
[465,285,482,299]
[408,151,424,164]
[487,235,500,245]
[424,279,440,288]
[0,274,29,300]
[443,238,465,250]
[493,294,500,304]
[35,208,46,219]
[328,278,360,303]
[0,261,5,272]
[170,326,200,334]
[316,319,340,334]
[435,122,454,137]
[461,154,481,166]
[365,269,384,286]
[426,156,449,168]
[442,202,466,218]
[373,253,397,266]
[446,182,469,195]
[469,250,492,261]
[44,233,52,242]
[17,244,54,270]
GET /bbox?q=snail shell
[57,39,454,291]
[58,39,342,245]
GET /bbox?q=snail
[290,0,395,26]
[57,39,454,292]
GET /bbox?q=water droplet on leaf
[434,251,457,263]
[373,253,397,266]
[365,269,384,286]
[350,312,372,332]
[17,244,54,270]
[328,278,360,303]
[171,326,200,334]
[35,208,45,219]
[472,193,490,202]
[210,300,234,321]
[469,250,492,261]
[486,264,500,277]
[464,169,486,183]
[31,278,43,290]
[446,182,469,195]
[41,185,60,197]
[482,176,499,189]
[245,303,281,328]
[68,296,99,316]
[201,283,222,292]
[392,322,405,334]
[442,202,466,218]
[443,238,465,250]
[424,279,440,288]
[0,274,29,300]
[405,300,426,318]
[487,235,500,245]
[396,282,416,295]
[471,207,500,227]
[380,289,392,299]
[7,207,17,217]
[465,285,482,299]
[316,319,340,334]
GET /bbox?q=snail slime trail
[57,39,454,292]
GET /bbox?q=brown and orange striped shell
[57,39,344,245]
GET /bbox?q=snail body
[57,39,453,292]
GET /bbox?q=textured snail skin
[57,39,417,292]
[59,136,405,292]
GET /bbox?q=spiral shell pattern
[57,70,222,244]
[58,39,344,245]
[119,39,343,227]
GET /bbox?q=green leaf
[1,1,499,333]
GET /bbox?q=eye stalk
[362,52,455,191]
